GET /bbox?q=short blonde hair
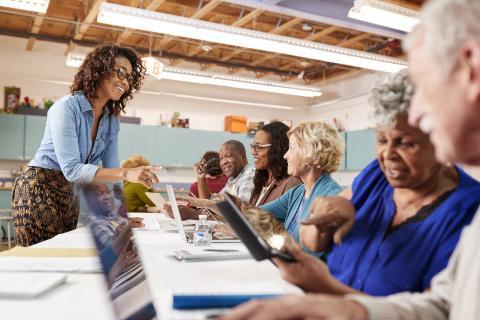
[121,155,150,168]
[241,205,287,247]
[288,121,343,174]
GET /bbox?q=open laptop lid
[80,182,158,320]
[216,193,294,262]
[165,184,189,243]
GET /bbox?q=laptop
[165,185,240,243]
[216,192,294,262]
[80,182,158,320]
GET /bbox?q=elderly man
[218,0,480,319]
[171,140,255,220]
[198,140,255,202]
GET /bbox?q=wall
[0,35,304,131]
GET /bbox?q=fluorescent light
[140,90,294,110]
[142,56,164,79]
[0,0,49,13]
[65,52,85,68]
[348,0,420,33]
[97,2,407,73]
[64,52,321,97]
[161,68,322,97]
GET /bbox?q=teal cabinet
[0,190,12,209]
[338,131,346,171]
[154,126,181,166]
[118,124,157,164]
[346,128,376,171]
[0,114,25,160]
[24,115,47,161]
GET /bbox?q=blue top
[261,174,342,242]
[29,92,120,183]
[327,160,480,296]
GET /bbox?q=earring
[305,162,311,172]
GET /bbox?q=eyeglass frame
[113,66,134,85]
[250,143,272,152]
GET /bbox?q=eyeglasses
[113,66,134,85]
[250,143,272,152]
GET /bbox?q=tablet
[216,193,294,262]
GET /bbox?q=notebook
[0,272,67,298]
[80,182,158,320]
[174,249,252,262]
[165,184,240,243]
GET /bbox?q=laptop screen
[79,182,158,320]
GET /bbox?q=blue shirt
[261,174,342,243]
[327,160,480,296]
[29,92,120,183]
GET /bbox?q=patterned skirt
[12,167,79,246]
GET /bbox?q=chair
[0,209,15,250]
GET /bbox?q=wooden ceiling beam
[116,0,166,45]
[220,17,301,62]
[338,33,370,48]
[26,13,45,51]
[231,8,263,27]
[73,0,106,41]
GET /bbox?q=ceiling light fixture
[65,53,321,97]
[142,56,164,79]
[201,43,213,52]
[97,2,407,73]
[0,0,50,13]
[161,67,321,97]
[348,0,420,33]
[301,22,313,32]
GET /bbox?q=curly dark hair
[201,151,222,176]
[250,122,290,202]
[70,44,146,117]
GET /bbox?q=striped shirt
[349,207,480,320]
[220,164,255,203]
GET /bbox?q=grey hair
[404,0,480,75]
[370,70,414,127]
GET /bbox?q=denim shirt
[29,92,120,183]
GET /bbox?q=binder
[173,294,279,309]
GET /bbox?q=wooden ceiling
[0,0,425,86]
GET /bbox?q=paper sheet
[0,247,97,257]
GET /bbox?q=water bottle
[193,214,212,247]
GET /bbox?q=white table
[0,213,300,319]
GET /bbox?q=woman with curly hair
[12,44,159,246]
[249,121,301,206]
[271,70,480,297]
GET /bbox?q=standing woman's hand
[123,166,161,188]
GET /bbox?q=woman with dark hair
[12,44,159,246]
[249,121,301,206]
[190,151,228,198]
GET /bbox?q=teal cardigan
[261,174,342,243]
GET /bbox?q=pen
[203,248,239,252]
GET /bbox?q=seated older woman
[273,70,480,296]
[259,121,342,243]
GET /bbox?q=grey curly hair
[370,70,414,127]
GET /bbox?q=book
[174,249,252,262]
[0,272,67,298]
[173,294,279,309]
